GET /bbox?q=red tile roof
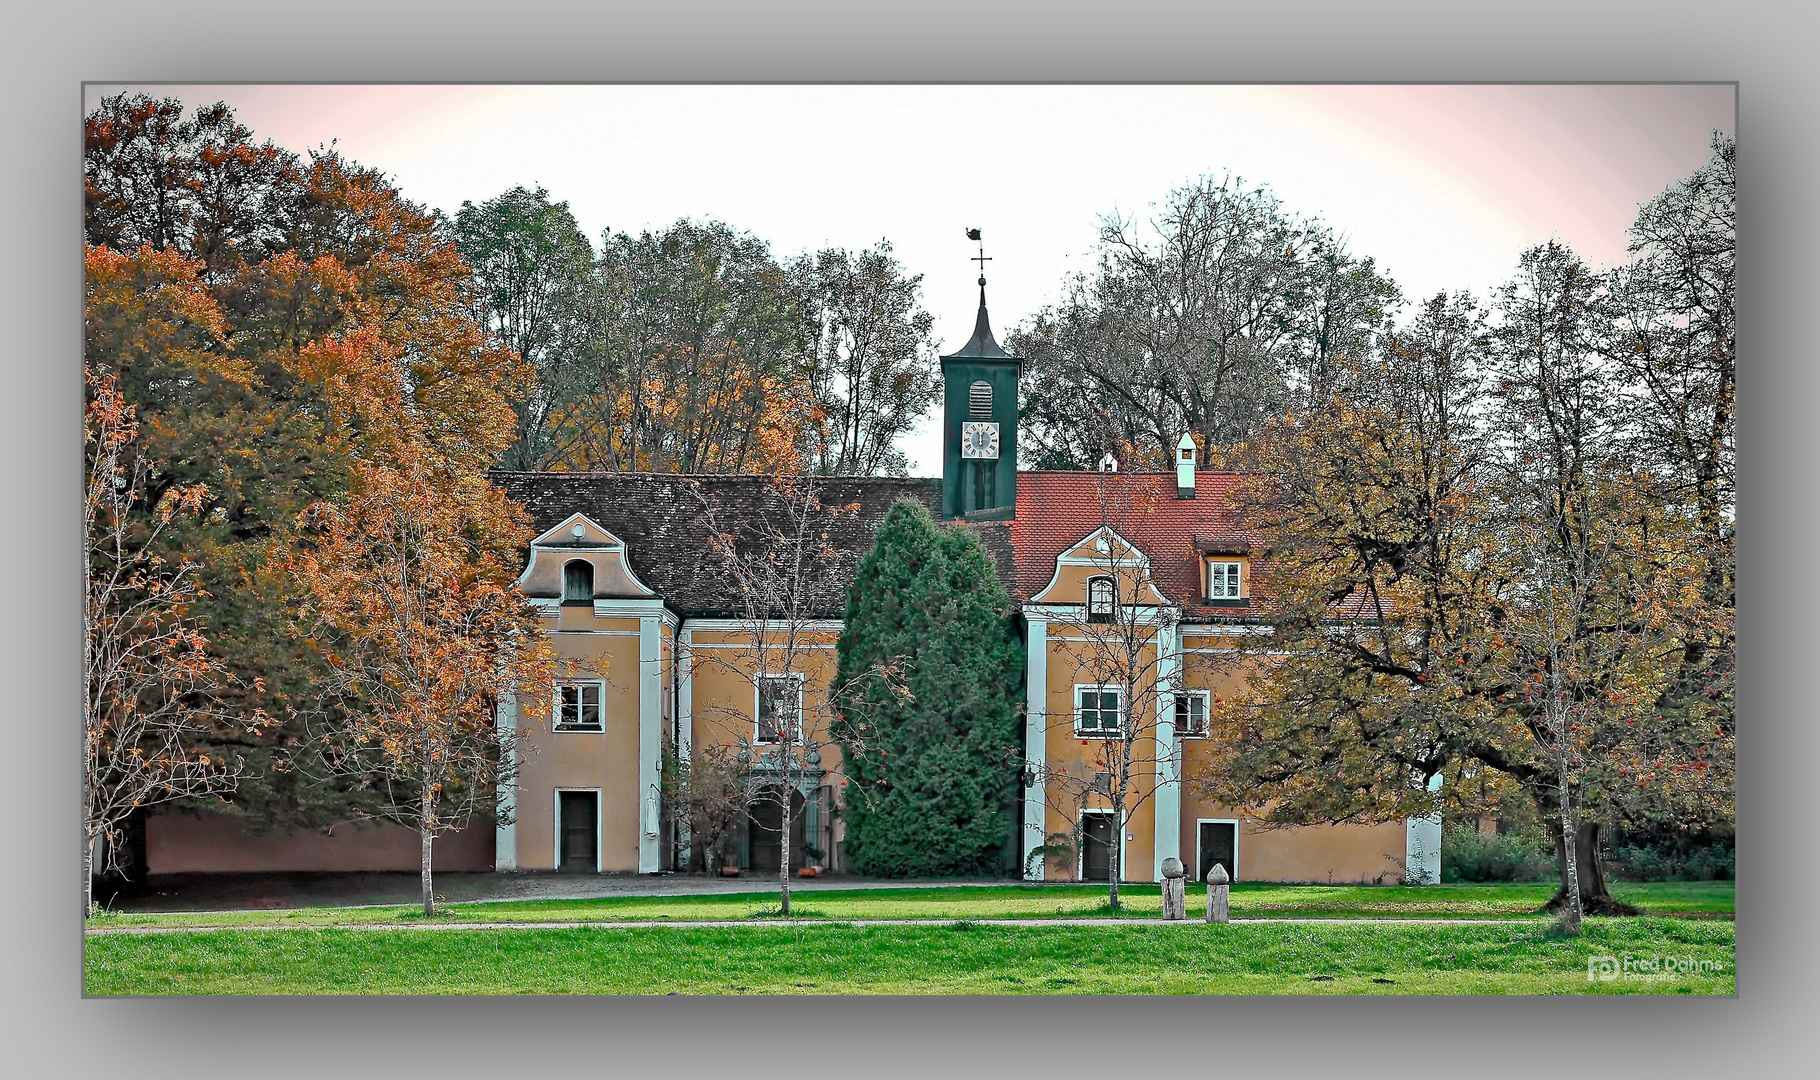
[1009,471,1271,620]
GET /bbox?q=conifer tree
[834,500,1022,876]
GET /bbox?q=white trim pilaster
[1152,617,1182,882]
[495,691,517,871]
[638,615,662,873]
[675,623,694,858]
[1023,616,1049,881]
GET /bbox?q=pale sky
[87,84,1734,474]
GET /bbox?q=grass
[83,917,1734,995]
[85,880,1734,931]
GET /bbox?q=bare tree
[84,369,258,914]
[1011,174,1399,470]
[798,241,941,476]
[692,475,865,914]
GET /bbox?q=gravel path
[107,871,1041,914]
[85,916,1540,935]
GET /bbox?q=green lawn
[84,918,1734,995]
[86,881,1733,931]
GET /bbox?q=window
[1075,685,1123,737]
[969,380,993,420]
[563,560,594,604]
[1087,576,1115,621]
[1174,691,1210,739]
[756,674,804,744]
[1206,560,1241,600]
[554,681,604,732]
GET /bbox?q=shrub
[1609,838,1735,882]
[1441,824,1555,882]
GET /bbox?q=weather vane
[966,227,990,282]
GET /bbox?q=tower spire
[955,228,1009,359]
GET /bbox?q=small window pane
[1088,577,1114,617]
[1176,693,1208,737]
[556,682,603,731]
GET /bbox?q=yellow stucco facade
[1019,532,1405,885]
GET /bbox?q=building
[142,267,1427,885]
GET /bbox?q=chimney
[1176,432,1197,499]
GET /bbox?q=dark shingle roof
[491,472,941,618]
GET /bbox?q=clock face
[961,421,1000,459]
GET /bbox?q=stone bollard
[1160,857,1186,920]
[1205,863,1230,924]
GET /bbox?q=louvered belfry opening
[969,380,993,420]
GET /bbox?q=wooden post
[1205,863,1230,924]
[1160,857,1186,920]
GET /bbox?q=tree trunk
[1545,821,1639,916]
[1107,807,1122,911]
[1556,778,1583,933]
[421,789,435,917]
[84,830,95,917]
[778,786,792,916]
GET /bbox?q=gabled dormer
[516,513,658,614]
[1030,526,1172,610]
[1193,532,1252,607]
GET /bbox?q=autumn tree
[1599,133,1735,767]
[455,185,599,471]
[84,92,540,838]
[1196,291,1503,860]
[559,219,819,473]
[291,458,552,916]
[1199,253,1732,917]
[832,500,1022,876]
[84,369,263,913]
[798,242,941,476]
[1010,174,1400,470]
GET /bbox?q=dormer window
[1206,560,1241,600]
[1087,576,1115,622]
[562,560,594,604]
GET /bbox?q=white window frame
[1074,683,1125,738]
[1173,689,1211,739]
[1206,560,1242,599]
[1196,817,1241,883]
[552,679,606,732]
[1087,575,1116,621]
[552,787,603,873]
[754,673,805,744]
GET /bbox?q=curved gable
[516,513,657,601]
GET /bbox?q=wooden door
[1081,814,1116,881]
[1198,821,1236,883]
[747,790,804,873]
[559,791,597,872]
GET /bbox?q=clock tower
[940,238,1021,521]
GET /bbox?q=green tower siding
[940,356,1020,521]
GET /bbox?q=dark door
[559,791,597,872]
[747,790,805,874]
[1199,821,1236,883]
[1081,814,1116,881]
